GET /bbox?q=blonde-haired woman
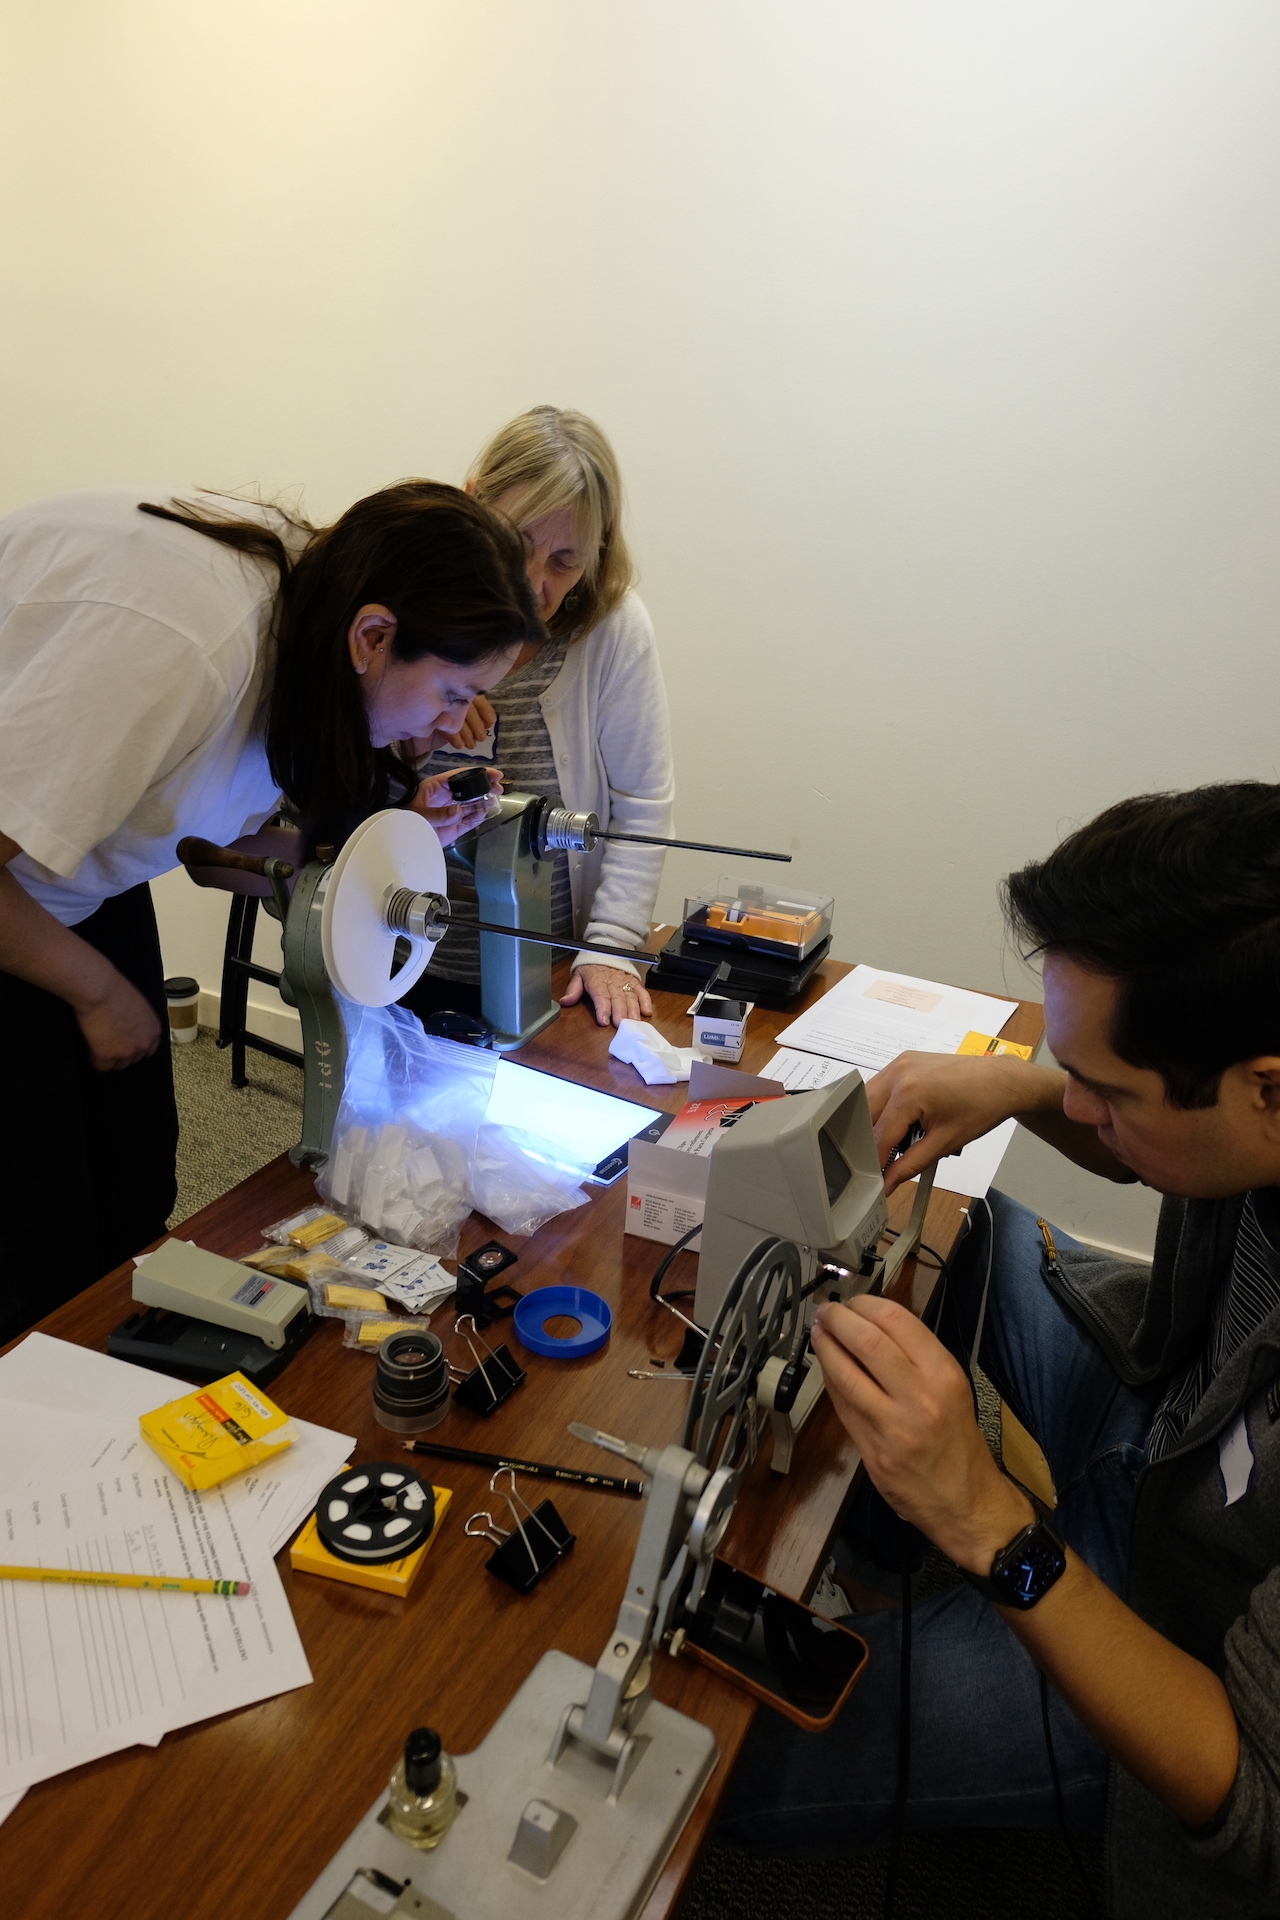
[404,406,674,1029]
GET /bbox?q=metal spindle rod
[459,916,708,973]
[596,830,791,863]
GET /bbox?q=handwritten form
[767,964,1025,1198]
[0,1334,354,1810]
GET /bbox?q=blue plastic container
[513,1285,612,1359]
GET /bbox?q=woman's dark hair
[139,481,542,850]
[1003,782,1280,1108]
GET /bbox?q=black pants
[0,884,178,1344]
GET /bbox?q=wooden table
[0,954,1042,1920]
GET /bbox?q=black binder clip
[454,1240,522,1330]
[464,1469,575,1594]
[449,1313,525,1416]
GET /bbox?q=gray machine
[288,1240,807,1920]
[178,797,790,1169]
[694,1073,936,1469]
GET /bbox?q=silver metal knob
[382,886,451,943]
[538,807,600,854]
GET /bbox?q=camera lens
[373,1331,450,1434]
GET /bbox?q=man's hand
[867,1048,1134,1190]
[439,694,496,753]
[810,1292,1241,1828]
[409,766,503,847]
[810,1295,1031,1571]
[561,964,653,1028]
[74,971,163,1071]
[867,1052,1067,1194]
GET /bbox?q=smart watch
[963,1487,1067,1611]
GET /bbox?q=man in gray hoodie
[721,781,1280,1918]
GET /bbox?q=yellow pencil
[0,1565,249,1596]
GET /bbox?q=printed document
[776,965,1018,1074]
[0,1455,311,1797]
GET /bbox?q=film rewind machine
[177,787,815,1170]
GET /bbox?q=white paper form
[775,965,1018,1074]
[0,1455,312,1797]
[760,1048,1018,1199]
[0,1335,354,1555]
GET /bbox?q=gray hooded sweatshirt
[1048,1193,1280,1918]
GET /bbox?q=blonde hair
[468,406,635,640]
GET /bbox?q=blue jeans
[718,1189,1160,1851]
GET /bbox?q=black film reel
[316,1462,435,1563]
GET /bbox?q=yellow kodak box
[958,1030,1034,1061]
[139,1372,295,1492]
[289,1484,452,1598]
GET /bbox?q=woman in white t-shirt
[0,480,541,1340]
[402,406,675,1032]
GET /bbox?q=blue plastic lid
[513,1286,612,1360]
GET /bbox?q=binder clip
[449,1313,525,1416]
[463,1469,575,1595]
[454,1240,522,1330]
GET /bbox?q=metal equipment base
[288,1651,718,1920]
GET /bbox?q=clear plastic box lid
[681,877,834,960]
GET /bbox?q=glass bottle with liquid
[386,1726,459,1850]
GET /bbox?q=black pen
[401,1439,644,1496]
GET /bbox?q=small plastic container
[513,1286,612,1359]
[164,975,201,1044]
[681,880,833,960]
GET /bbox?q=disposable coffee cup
[164,976,201,1044]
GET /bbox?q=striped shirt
[1147,1189,1280,1463]
[418,639,574,985]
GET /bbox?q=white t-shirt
[0,490,295,926]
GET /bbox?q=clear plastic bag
[318,999,589,1243]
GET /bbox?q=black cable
[648,1223,703,1306]
[1039,1670,1102,1918]
[883,1568,913,1920]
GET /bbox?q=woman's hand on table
[561,964,653,1028]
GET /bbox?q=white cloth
[0,490,293,925]
[608,1018,694,1085]
[537,590,675,976]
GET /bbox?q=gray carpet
[170,1028,1105,1918]
[168,1026,304,1227]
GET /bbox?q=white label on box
[627,1188,704,1248]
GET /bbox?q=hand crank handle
[176,836,295,879]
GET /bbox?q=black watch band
[963,1486,1067,1611]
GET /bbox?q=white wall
[6,1,1279,1257]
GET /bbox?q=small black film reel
[316,1462,435,1564]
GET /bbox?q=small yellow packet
[241,1245,338,1283]
[323,1283,388,1312]
[958,1031,1034,1061]
[289,1211,348,1248]
[139,1372,295,1491]
[354,1318,407,1347]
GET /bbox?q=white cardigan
[539,590,675,975]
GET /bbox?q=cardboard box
[691,995,754,1063]
[625,1061,784,1249]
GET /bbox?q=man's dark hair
[1003,782,1280,1109]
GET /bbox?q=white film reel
[320,809,448,1006]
